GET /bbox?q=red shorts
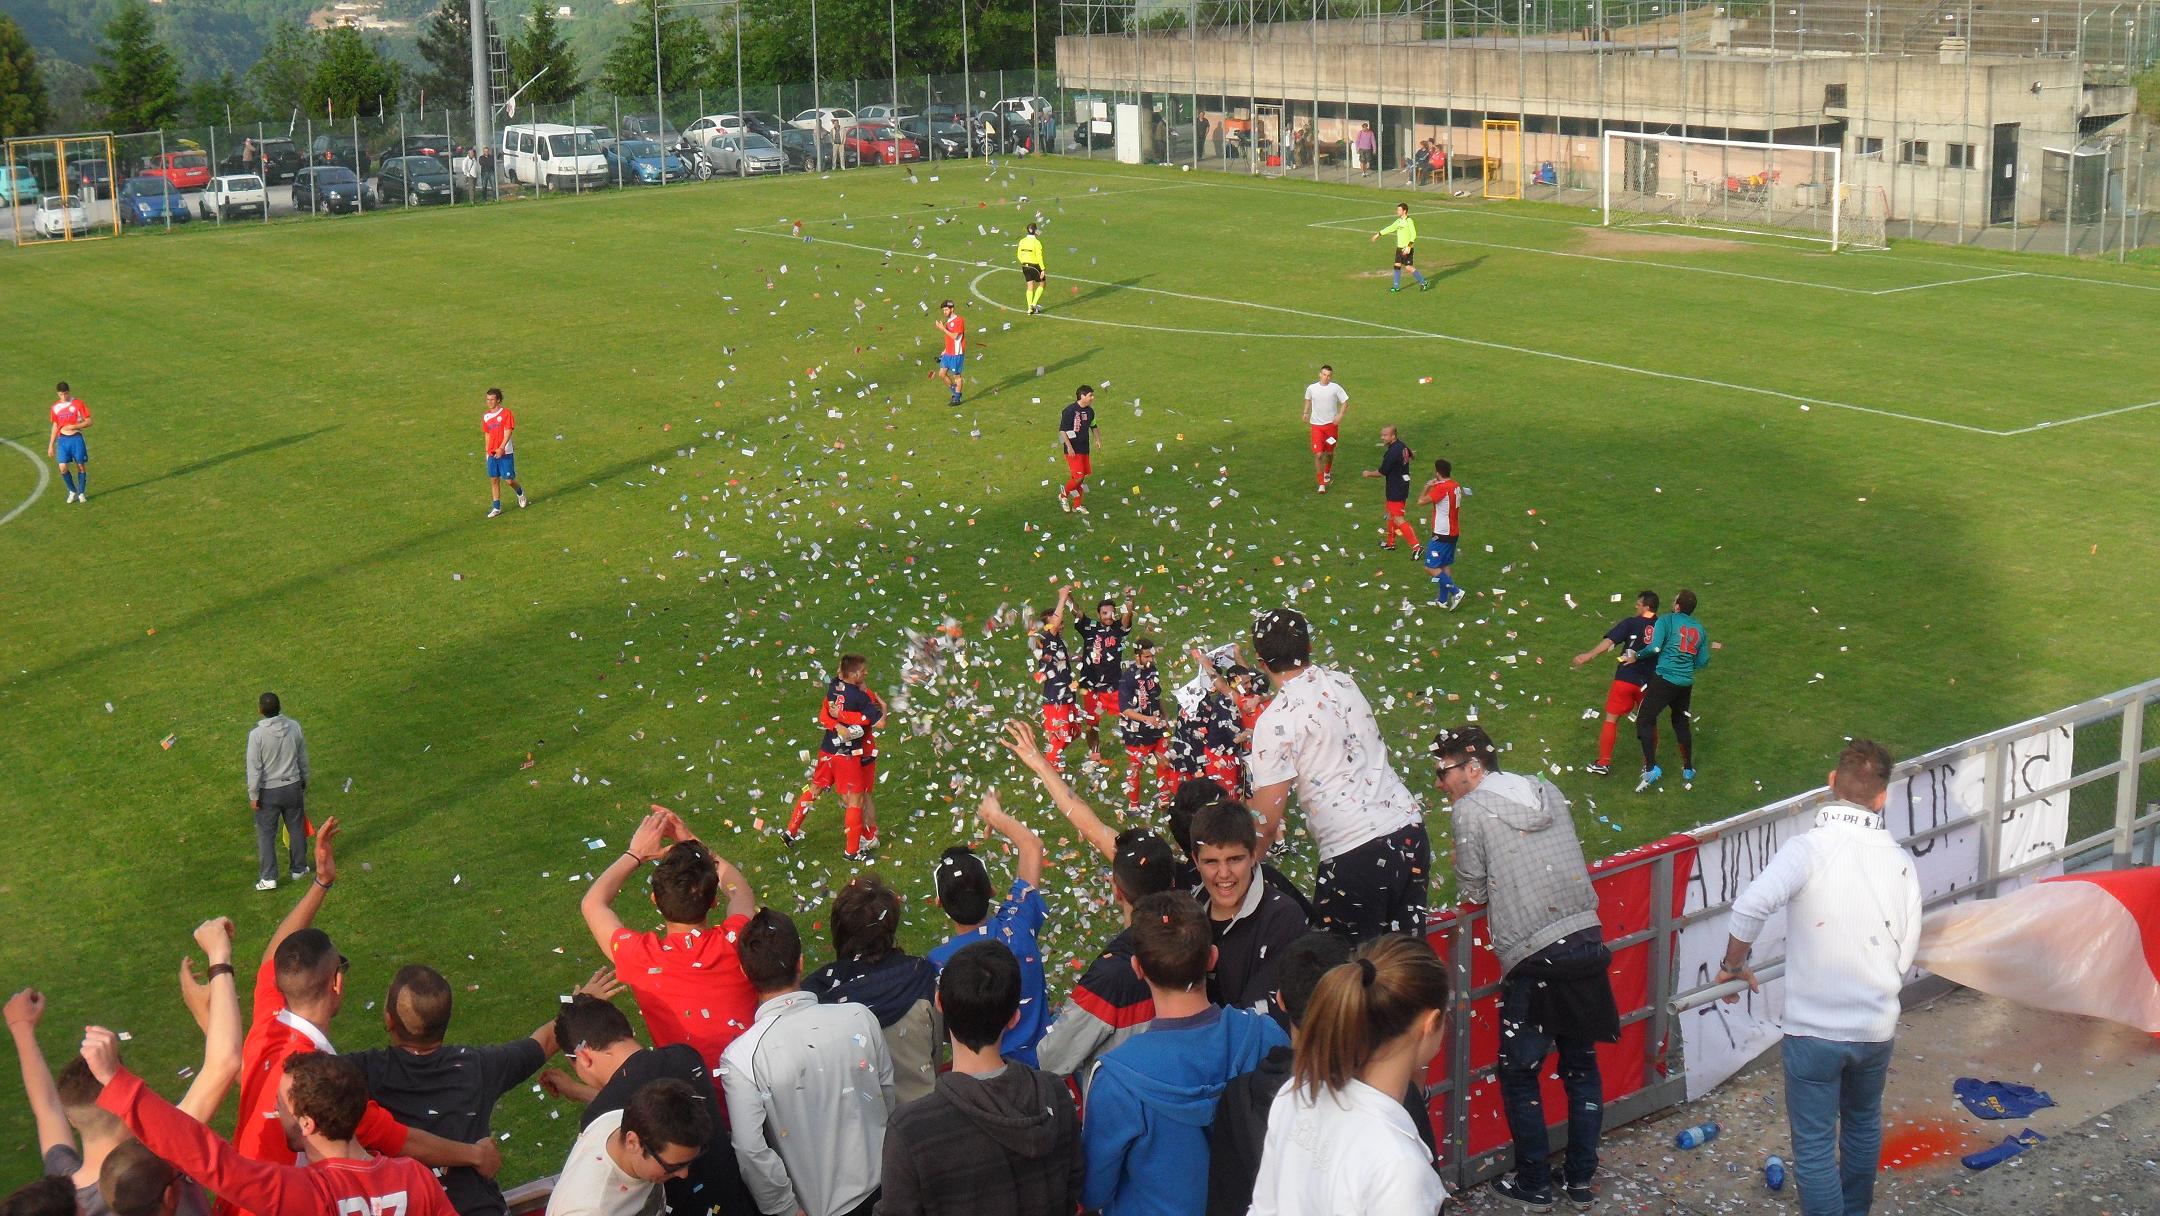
[1065,453,1092,476]
[1124,738,1167,761]
[1310,422,1339,455]
[830,754,876,796]
[1604,681,1647,717]
[1080,689,1120,723]
[807,753,836,790]
[1384,501,1406,518]
[1203,747,1245,794]
[1043,702,1077,750]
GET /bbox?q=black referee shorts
[1314,821,1432,941]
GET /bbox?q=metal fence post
[260,121,269,224]
[1979,742,2006,898]
[2115,696,2146,869]
[1445,909,1477,1189]
[158,128,170,232]
[1645,849,1676,1090]
[208,124,219,225]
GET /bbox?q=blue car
[605,139,689,186]
[118,176,192,226]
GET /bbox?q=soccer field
[2,157,2157,1186]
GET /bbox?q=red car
[843,124,922,165]
[141,149,211,191]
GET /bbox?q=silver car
[708,133,784,176]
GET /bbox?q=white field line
[964,270,1421,340]
[743,224,2010,437]
[1998,397,2160,435]
[1867,271,2032,296]
[751,181,1200,230]
[0,437,53,527]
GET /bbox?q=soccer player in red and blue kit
[1075,587,1136,765]
[784,667,880,849]
[1363,424,1422,551]
[935,300,966,406]
[1032,585,1080,767]
[1059,385,1096,511]
[810,654,885,858]
[47,382,92,504]
[1117,638,1173,811]
[1421,458,1466,610]
[481,388,525,518]
[1572,590,1660,776]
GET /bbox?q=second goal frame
[1600,130,1852,252]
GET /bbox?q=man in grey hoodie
[1437,725,1617,1212]
[246,692,310,891]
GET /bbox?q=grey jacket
[246,714,309,800]
[719,990,897,1216]
[1451,770,1600,973]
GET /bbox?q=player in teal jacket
[1628,588,1708,790]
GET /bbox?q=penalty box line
[737,224,2012,438]
[742,181,1202,231]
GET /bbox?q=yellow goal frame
[7,133,123,247]
[1481,119,1522,201]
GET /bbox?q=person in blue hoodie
[1081,891,1288,1216]
[804,875,945,1103]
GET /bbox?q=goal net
[6,134,122,246]
[1601,131,1885,251]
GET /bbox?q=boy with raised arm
[928,792,1050,1067]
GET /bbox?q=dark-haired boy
[1079,893,1286,1216]
[349,965,614,1216]
[547,1078,713,1216]
[1031,585,1080,767]
[536,996,752,1216]
[876,942,1082,1216]
[1059,387,1096,511]
[1187,803,1309,1014]
[1116,639,1173,811]
[1034,830,1177,1093]
[581,808,759,1071]
[805,877,944,1103]
[785,657,886,855]
[928,793,1049,1066]
[1421,458,1465,611]
[720,910,896,1216]
[1075,589,1136,766]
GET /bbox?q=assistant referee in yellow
[1018,223,1047,314]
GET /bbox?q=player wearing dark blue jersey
[1076,588,1137,765]
[1033,584,1080,766]
[1116,639,1172,811]
[1572,591,1659,776]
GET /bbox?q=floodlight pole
[470,0,491,163]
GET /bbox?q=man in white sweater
[1718,739,1921,1216]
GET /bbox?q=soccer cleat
[1586,763,1611,776]
[1636,765,1663,792]
[75,491,86,502]
[950,393,964,406]
[1389,285,1404,293]
[66,492,79,503]
[254,879,278,892]
[1446,588,1468,612]
[842,850,864,864]
[1419,280,1433,291]
[779,828,803,846]
[1381,543,1396,551]
[1682,767,1697,782]
[486,507,503,518]
[1491,1177,1555,1212]
[517,494,528,509]
[1060,494,1072,512]
[861,833,881,854]
[1317,483,1327,494]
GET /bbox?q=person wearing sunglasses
[547,1078,714,1216]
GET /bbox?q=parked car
[789,107,856,134]
[975,111,1037,154]
[0,165,40,203]
[619,114,684,145]
[605,139,691,185]
[309,134,369,176]
[684,114,747,148]
[707,133,785,176]
[844,123,923,166]
[896,114,969,160]
[66,158,114,199]
[32,193,90,238]
[500,123,608,191]
[580,126,617,151]
[379,133,456,162]
[117,176,191,225]
[377,156,455,206]
[197,174,268,220]
[293,165,371,214]
[994,95,1055,124]
[856,104,918,125]
[140,149,211,191]
[219,137,301,184]
[738,110,787,138]
[777,127,853,171]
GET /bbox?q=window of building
[1898,139,1930,165]
[1824,84,1848,109]
[1854,135,1884,158]
[1945,142,1977,169]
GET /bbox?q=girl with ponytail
[1248,935,1454,1214]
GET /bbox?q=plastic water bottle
[1765,1156,1787,1191]
[1673,1122,1721,1150]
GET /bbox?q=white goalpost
[1600,130,1886,252]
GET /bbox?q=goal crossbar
[1600,130,1875,252]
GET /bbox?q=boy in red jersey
[84,1033,458,1216]
[934,301,966,406]
[46,382,92,504]
[782,656,886,855]
[1032,585,1080,767]
[480,389,525,519]
[1421,457,1466,611]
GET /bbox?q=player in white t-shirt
[1243,607,1429,940]
[1300,366,1349,493]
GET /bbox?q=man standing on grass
[1572,591,1660,777]
[1369,203,1429,293]
[1363,425,1421,551]
[1018,223,1048,315]
[47,382,92,505]
[1117,640,1174,812]
[247,692,310,893]
[1629,588,1709,792]
[1421,458,1466,611]
[1075,588,1136,767]
[481,388,525,519]
[1300,365,1348,493]
[1031,585,1080,768]
[1059,386,1096,511]
[935,301,966,406]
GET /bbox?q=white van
[500,123,608,191]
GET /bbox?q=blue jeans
[1782,1035,1894,1216]
[1498,935,1606,1191]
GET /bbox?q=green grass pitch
[3,156,2158,1187]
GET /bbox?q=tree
[0,15,50,138]
[87,0,183,131]
[307,25,400,121]
[414,0,477,111]
[183,70,252,128]
[509,1,581,105]
[246,21,317,122]
[599,0,721,101]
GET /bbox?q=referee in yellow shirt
[1018,223,1047,314]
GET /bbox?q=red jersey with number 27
[51,399,90,431]
[941,314,965,357]
[482,406,515,456]
[1423,477,1462,538]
